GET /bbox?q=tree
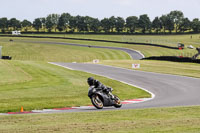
[69,16,78,32]
[21,19,32,32]
[109,16,116,32]
[89,18,100,33]
[40,17,46,32]
[101,18,110,33]
[126,16,138,33]
[33,18,42,32]
[169,10,184,33]
[115,17,125,33]
[57,13,71,32]
[9,18,21,30]
[160,14,174,33]
[152,17,162,33]
[0,17,8,33]
[82,16,92,32]
[160,15,168,33]
[57,16,65,31]
[138,14,151,33]
[76,15,87,32]
[179,18,191,32]
[46,15,54,32]
[165,14,174,33]
[45,14,60,32]
[191,18,200,33]
[52,14,60,32]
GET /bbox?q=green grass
[1,36,198,58]
[23,33,200,47]
[0,60,150,113]
[100,60,200,78]
[22,33,200,58]
[0,37,131,62]
[0,106,200,132]
[0,35,200,132]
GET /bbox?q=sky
[1,0,200,22]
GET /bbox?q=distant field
[0,37,131,62]
[100,60,200,78]
[23,33,200,47]
[0,60,149,113]
[1,37,198,58]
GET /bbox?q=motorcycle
[88,86,122,109]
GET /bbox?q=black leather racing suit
[91,79,114,98]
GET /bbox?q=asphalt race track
[50,62,200,113]
[2,40,200,114]
[16,40,144,60]
[18,40,200,112]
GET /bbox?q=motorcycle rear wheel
[113,95,122,108]
[91,94,103,109]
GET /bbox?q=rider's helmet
[87,77,95,86]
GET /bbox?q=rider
[87,77,115,99]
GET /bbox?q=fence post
[0,46,2,59]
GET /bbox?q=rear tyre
[113,95,122,108]
[91,94,103,109]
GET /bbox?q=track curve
[2,40,200,114]
[50,63,200,112]
[15,40,144,60]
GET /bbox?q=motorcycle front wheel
[91,94,103,109]
[113,95,122,108]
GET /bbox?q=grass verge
[0,37,131,62]
[0,37,198,58]
[0,60,150,113]
[23,33,200,47]
[0,106,200,132]
[100,60,200,78]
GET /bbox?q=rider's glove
[107,87,113,92]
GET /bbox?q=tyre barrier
[2,56,12,60]
[142,56,200,63]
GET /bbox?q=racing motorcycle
[88,86,122,109]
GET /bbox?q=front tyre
[114,95,122,108]
[91,94,103,109]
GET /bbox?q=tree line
[1,10,200,34]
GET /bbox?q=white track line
[49,62,155,102]
[48,62,75,70]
